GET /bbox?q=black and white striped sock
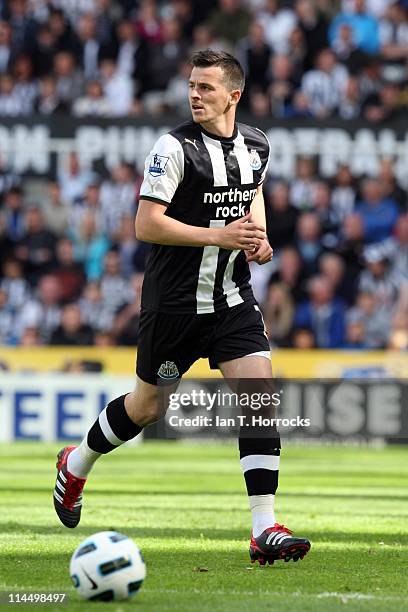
[239,437,280,538]
[67,395,143,478]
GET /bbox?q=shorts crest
[158,361,179,380]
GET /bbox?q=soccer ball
[70,531,146,601]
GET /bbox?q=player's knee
[125,390,164,426]
[137,403,164,426]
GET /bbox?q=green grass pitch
[0,442,407,612]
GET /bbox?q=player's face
[188,66,239,124]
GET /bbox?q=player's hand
[245,238,273,264]
[216,213,266,250]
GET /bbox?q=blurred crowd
[0,0,407,352]
[0,151,407,351]
[0,0,406,119]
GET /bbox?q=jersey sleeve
[257,129,270,186]
[139,133,184,206]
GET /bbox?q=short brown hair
[190,49,245,92]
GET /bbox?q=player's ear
[229,89,241,106]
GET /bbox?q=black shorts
[136,301,270,385]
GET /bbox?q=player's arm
[135,200,266,250]
[246,186,273,264]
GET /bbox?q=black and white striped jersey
[139,120,270,314]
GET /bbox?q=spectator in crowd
[389,213,408,278]
[142,17,189,106]
[15,206,57,285]
[294,275,346,348]
[265,181,298,250]
[262,282,295,346]
[388,311,408,351]
[287,26,308,80]
[32,24,57,78]
[358,245,404,313]
[269,246,308,303]
[0,156,20,199]
[69,210,111,281]
[0,21,14,73]
[163,60,192,115]
[295,212,324,277]
[319,251,357,305]
[50,302,94,345]
[248,88,271,117]
[111,272,144,345]
[134,0,162,45]
[295,0,328,71]
[343,315,370,349]
[380,1,408,65]
[267,53,297,117]
[17,273,62,342]
[53,50,84,106]
[301,47,348,117]
[237,20,271,105]
[331,165,357,224]
[336,212,365,280]
[72,13,107,80]
[291,326,316,349]
[115,18,147,85]
[114,214,150,278]
[331,23,370,76]
[378,159,407,213]
[207,0,252,47]
[99,57,134,116]
[190,22,225,55]
[35,74,68,114]
[58,151,96,204]
[313,180,340,247]
[0,72,24,115]
[48,8,74,51]
[329,0,380,55]
[72,79,112,116]
[100,249,134,315]
[363,80,406,122]
[0,217,13,266]
[51,237,86,303]
[341,0,394,19]
[346,289,390,348]
[0,187,25,242]
[100,163,136,237]
[256,0,296,53]
[39,181,70,235]
[6,0,37,55]
[338,75,362,119]
[71,181,103,235]
[0,257,30,312]
[0,288,15,344]
[355,177,399,243]
[20,326,42,346]
[79,281,114,333]
[165,0,197,41]
[290,157,318,211]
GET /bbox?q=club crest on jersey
[249,149,262,170]
[149,153,169,177]
[158,361,179,379]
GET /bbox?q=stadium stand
[0,0,407,350]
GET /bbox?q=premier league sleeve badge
[149,153,169,177]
